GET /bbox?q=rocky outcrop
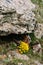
[0,0,36,36]
[34,23,43,39]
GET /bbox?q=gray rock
[7,50,29,61]
[34,23,43,39]
[0,0,36,36]
[34,60,43,65]
[18,63,23,65]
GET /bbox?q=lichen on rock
[0,0,36,36]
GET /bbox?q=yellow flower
[18,41,29,54]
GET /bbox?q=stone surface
[33,43,42,54]
[34,23,43,39]
[34,60,43,65]
[18,63,23,65]
[7,50,29,61]
[0,0,36,36]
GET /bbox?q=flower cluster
[18,41,29,54]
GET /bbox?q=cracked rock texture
[0,0,36,36]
